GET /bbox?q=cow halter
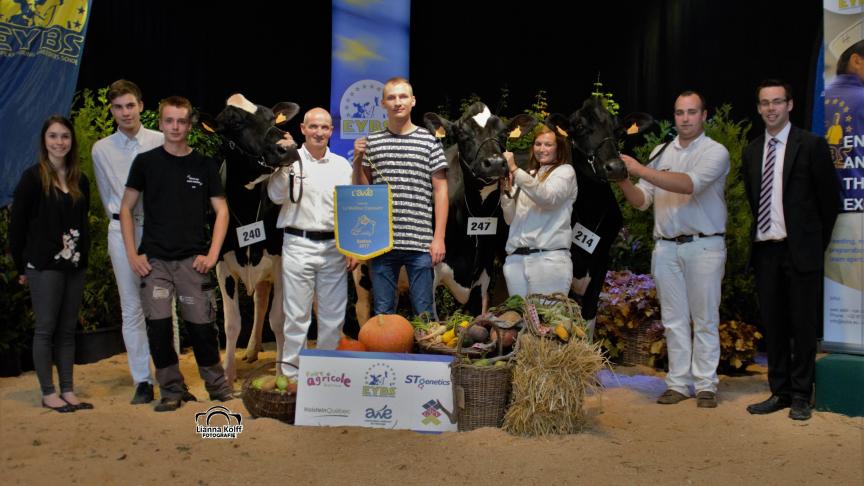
[571,135,619,179]
[459,137,505,186]
[222,125,287,169]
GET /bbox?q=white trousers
[107,220,153,385]
[652,236,726,395]
[280,234,347,377]
[503,250,573,298]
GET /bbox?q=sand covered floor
[1,346,862,485]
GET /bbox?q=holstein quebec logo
[362,363,396,398]
[194,405,243,439]
[339,79,388,141]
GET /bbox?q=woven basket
[451,360,513,431]
[241,361,297,424]
[621,326,654,366]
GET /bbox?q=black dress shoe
[63,400,94,411]
[747,395,792,415]
[154,397,182,412]
[130,382,154,405]
[209,389,239,402]
[789,399,812,421]
[42,400,75,413]
[182,390,198,402]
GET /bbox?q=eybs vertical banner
[329,0,410,159]
[0,0,92,207]
[820,1,864,354]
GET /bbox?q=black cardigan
[9,164,91,274]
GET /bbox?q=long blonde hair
[38,115,83,202]
[529,124,571,182]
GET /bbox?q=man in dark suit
[742,79,841,421]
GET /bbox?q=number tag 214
[572,222,600,254]
[236,221,266,248]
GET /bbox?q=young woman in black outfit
[9,115,93,413]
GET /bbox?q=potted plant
[595,270,666,367]
[0,207,36,376]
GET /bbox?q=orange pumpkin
[337,336,368,352]
[358,314,414,353]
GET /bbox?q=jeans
[652,236,726,395]
[369,249,434,317]
[27,267,85,396]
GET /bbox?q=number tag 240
[236,220,266,248]
[467,217,497,236]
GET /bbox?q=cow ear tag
[201,122,216,133]
[275,113,287,125]
[556,125,569,138]
[626,122,639,135]
[434,126,446,139]
[509,127,522,139]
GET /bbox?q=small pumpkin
[358,314,414,353]
[337,336,368,352]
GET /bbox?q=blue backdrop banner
[329,0,410,160]
[0,0,92,207]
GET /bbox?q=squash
[337,336,368,352]
[358,314,415,353]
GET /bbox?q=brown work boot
[656,389,690,404]
[696,391,718,408]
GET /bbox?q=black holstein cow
[423,102,536,314]
[201,94,300,382]
[548,97,652,331]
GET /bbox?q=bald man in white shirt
[268,108,355,377]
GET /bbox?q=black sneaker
[154,397,182,412]
[130,382,154,405]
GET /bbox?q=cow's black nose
[604,158,628,182]
[484,156,507,177]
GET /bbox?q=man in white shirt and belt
[617,91,730,408]
[268,107,355,377]
[92,80,164,405]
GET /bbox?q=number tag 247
[236,221,266,248]
[572,222,600,254]
[467,217,497,236]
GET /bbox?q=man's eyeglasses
[758,98,787,108]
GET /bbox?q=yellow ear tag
[275,113,287,125]
[556,125,569,138]
[202,122,215,133]
[509,127,522,139]
[435,126,446,138]
[626,122,639,135]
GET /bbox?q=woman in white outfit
[500,124,578,297]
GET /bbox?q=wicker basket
[621,326,654,366]
[451,360,513,431]
[241,361,297,424]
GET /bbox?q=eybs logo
[339,79,388,140]
[362,363,396,398]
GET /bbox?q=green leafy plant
[590,76,620,116]
[0,207,35,352]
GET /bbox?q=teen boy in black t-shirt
[120,96,233,412]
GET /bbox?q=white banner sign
[295,349,457,432]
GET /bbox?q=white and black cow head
[202,93,302,172]
[549,97,653,182]
[424,102,536,186]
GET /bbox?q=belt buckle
[676,235,694,244]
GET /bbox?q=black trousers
[753,241,820,401]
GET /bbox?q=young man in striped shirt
[353,77,448,317]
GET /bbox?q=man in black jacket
[742,79,841,421]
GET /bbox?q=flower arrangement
[595,270,665,366]
[718,320,762,371]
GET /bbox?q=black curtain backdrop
[76,1,823,139]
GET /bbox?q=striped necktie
[757,138,779,234]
